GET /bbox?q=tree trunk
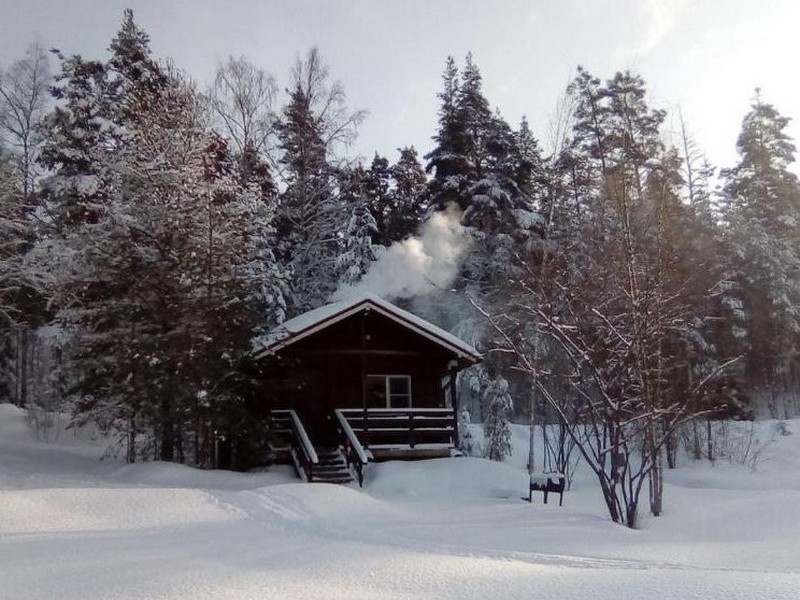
[706,419,714,462]
[649,445,663,516]
[127,419,136,463]
[528,386,536,475]
[665,431,676,469]
[692,419,702,460]
[159,398,174,461]
[646,417,664,516]
[18,327,29,407]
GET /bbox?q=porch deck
[270,406,456,485]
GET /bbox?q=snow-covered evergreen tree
[39,11,286,463]
[387,147,428,240]
[422,55,546,426]
[363,148,427,246]
[720,93,800,417]
[274,48,364,314]
[336,167,379,286]
[482,374,513,461]
[0,147,26,403]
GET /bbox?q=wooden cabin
[252,293,481,485]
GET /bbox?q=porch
[270,406,457,486]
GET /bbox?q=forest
[2,10,800,527]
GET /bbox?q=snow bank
[0,487,241,534]
[3,404,800,599]
[108,460,296,490]
[368,456,528,499]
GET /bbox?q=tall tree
[41,11,285,464]
[0,146,38,404]
[720,92,800,417]
[422,55,546,431]
[363,148,427,246]
[387,147,428,241]
[0,43,52,407]
[335,165,379,286]
[275,47,364,314]
[0,41,50,199]
[208,55,277,157]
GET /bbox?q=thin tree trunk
[706,419,714,462]
[649,435,663,516]
[18,326,28,407]
[665,431,676,469]
[528,385,536,475]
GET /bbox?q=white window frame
[366,374,412,408]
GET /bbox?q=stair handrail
[334,408,369,486]
[274,409,318,481]
[289,410,319,465]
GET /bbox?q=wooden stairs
[310,447,355,484]
[269,410,358,486]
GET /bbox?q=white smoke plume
[334,205,471,301]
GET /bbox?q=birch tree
[0,41,50,199]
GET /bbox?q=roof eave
[254,298,481,364]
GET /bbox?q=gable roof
[253,293,481,363]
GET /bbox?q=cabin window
[366,375,412,408]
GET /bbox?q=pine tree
[363,148,427,246]
[0,147,32,404]
[425,56,470,211]
[387,147,428,240]
[336,165,379,286]
[362,153,392,245]
[482,374,513,461]
[275,84,339,313]
[39,52,120,229]
[720,93,800,416]
[422,56,546,434]
[274,48,364,315]
[40,11,286,464]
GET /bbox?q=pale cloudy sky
[2,0,798,172]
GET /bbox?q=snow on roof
[254,292,481,362]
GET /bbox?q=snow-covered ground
[2,404,799,599]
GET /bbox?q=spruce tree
[387,147,428,240]
[721,93,800,416]
[275,84,339,313]
[274,48,364,314]
[40,11,285,464]
[482,374,513,461]
[336,165,379,286]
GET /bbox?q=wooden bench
[528,472,565,506]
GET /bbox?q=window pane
[366,375,387,408]
[388,376,411,408]
[389,376,410,396]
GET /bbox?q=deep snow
[1,404,799,599]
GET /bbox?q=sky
[1,0,799,173]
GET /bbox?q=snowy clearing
[1,404,799,599]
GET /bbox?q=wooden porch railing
[338,407,455,449]
[333,409,369,486]
[271,409,319,481]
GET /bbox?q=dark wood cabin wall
[256,309,469,448]
[261,354,448,411]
